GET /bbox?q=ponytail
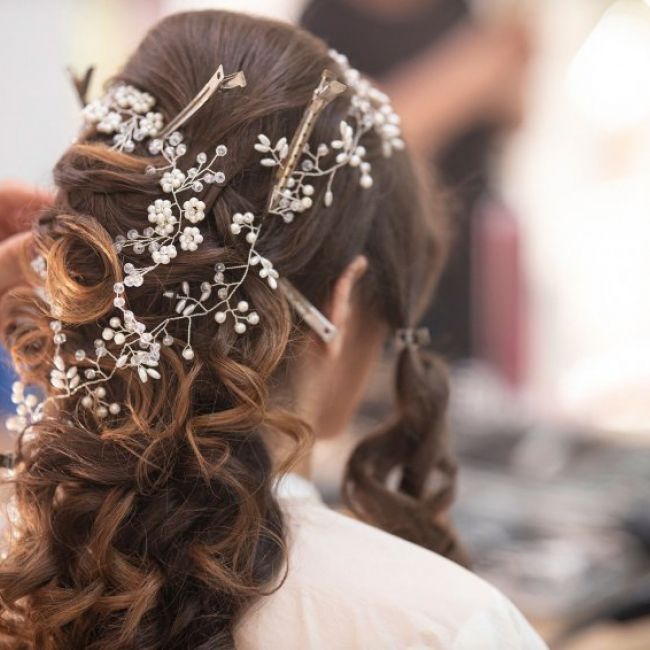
[343,336,469,566]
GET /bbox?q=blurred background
[1,0,649,647]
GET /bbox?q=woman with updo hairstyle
[0,10,546,650]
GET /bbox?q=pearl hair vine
[81,64,247,153]
[263,52,404,223]
[6,50,404,435]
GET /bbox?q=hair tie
[395,327,431,350]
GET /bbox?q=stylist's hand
[455,20,533,127]
[0,181,52,298]
[387,19,533,153]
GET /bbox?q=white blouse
[236,474,548,649]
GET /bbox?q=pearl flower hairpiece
[7,51,404,432]
[83,84,163,153]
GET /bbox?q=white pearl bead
[81,396,93,408]
[360,174,373,188]
[182,348,195,360]
[247,312,260,325]
[109,403,121,415]
[102,328,114,341]
[237,301,249,313]
[234,322,247,334]
[110,317,121,328]
[114,332,126,345]
[214,311,227,324]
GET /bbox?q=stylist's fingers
[461,22,533,125]
[0,181,52,240]
[0,231,33,298]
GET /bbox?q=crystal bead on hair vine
[8,50,406,433]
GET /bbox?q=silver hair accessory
[7,50,404,433]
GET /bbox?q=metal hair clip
[267,70,346,214]
[264,70,346,344]
[278,278,338,343]
[160,65,247,138]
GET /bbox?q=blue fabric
[0,347,17,413]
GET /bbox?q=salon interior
[1,1,649,647]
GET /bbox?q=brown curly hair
[0,10,464,649]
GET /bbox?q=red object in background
[472,200,527,387]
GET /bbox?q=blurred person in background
[302,0,532,362]
[0,10,547,649]
[0,185,50,441]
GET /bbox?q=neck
[263,390,315,482]
[290,452,312,480]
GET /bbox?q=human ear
[326,254,368,357]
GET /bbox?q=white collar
[274,472,323,503]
